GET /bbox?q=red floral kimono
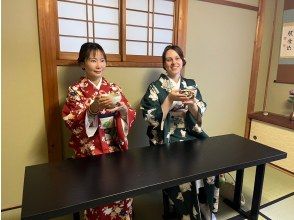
[62,77,136,220]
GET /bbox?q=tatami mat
[221,165,294,220]
[259,192,294,220]
[227,193,294,220]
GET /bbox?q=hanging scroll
[280,22,294,58]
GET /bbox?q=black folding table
[21,134,286,219]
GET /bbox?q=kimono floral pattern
[62,77,136,220]
[84,198,133,220]
[140,74,219,219]
[63,77,136,156]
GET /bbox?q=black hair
[161,45,186,71]
[77,42,107,64]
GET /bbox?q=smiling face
[81,50,106,83]
[164,49,183,80]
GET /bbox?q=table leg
[250,164,265,220]
[223,169,248,218]
[73,212,80,220]
[233,169,244,209]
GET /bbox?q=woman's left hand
[182,99,195,105]
[183,99,199,112]
[108,102,128,122]
[108,102,127,114]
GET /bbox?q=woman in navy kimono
[140,45,219,220]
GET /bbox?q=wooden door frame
[37,0,62,162]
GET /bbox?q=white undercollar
[88,78,102,90]
[167,75,181,90]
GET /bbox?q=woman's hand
[168,89,190,102]
[90,95,116,113]
[107,102,127,114]
[185,100,199,112]
[107,102,128,122]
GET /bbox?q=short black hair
[77,42,107,64]
[162,45,186,71]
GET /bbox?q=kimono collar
[87,77,102,90]
[159,73,188,92]
[79,77,110,97]
[167,75,181,90]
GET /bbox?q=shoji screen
[57,0,120,54]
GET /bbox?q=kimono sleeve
[186,82,208,137]
[183,78,207,116]
[62,86,88,131]
[140,83,163,129]
[195,87,207,115]
[113,87,136,151]
[119,89,136,129]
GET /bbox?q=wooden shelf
[248,111,294,130]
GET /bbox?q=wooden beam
[37,0,63,162]
[176,0,188,54]
[120,0,126,61]
[244,0,266,138]
[200,0,258,11]
[263,0,278,111]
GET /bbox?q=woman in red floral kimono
[62,42,136,220]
